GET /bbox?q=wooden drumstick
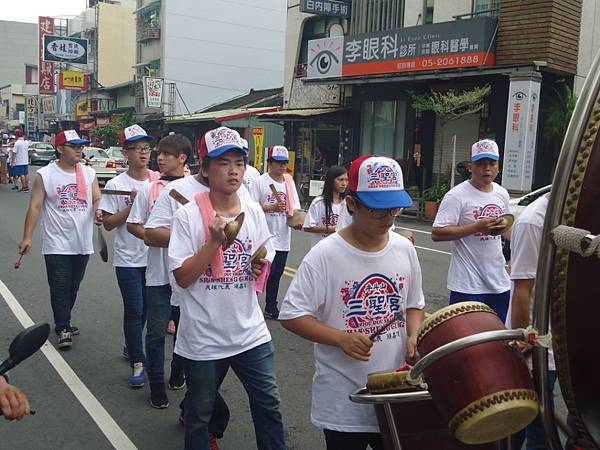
[269,184,284,204]
[101,189,132,196]
[169,189,189,205]
[370,313,402,341]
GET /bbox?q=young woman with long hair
[303,165,348,247]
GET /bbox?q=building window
[361,100,406,160]
[25,66,37,85]
[298,16,341,71]
[473,0,500,17]
[423,0,434,24]
[350,0,404,34]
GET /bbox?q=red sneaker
[209,434,219,450]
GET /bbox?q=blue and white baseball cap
[55,130,90,146]
[268,145,289,162]
[471,139,499,162]
[348,155,412,209]
[203,127,246,159]
[121,124,155,144]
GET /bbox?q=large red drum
[416,302,539,444]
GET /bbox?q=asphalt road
[0,168,563,449]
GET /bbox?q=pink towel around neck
[148,170,160,182]
[195,192,225,279]
[283,174,295,218]
[148,179,168,210]
[75,162,87,201]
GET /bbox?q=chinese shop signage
[341,17,497,77]
[501,77,541,192]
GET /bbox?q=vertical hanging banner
[25,96,39,135]
[38,16,55,95]
[252,127,265,171]
[501,76,541,191]
[143,76,164,108]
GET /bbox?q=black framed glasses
[354,197,403,219]
[63,144,84,150]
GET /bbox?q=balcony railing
[137,26,161,42]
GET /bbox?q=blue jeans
[181,341,285,450]
[115,267,147,366]
[265,251,288,310]
[145,284,183,383]
[501,371,557,450]
[449,290,511,323]
[44,254,90,334]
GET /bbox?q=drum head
[417,302,495,345]
[451,390,539,444]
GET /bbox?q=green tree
[89,112,135,148]
[543,83,576,162]
[411,86,491,187]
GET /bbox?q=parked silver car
[83,147,118,184]
[28,142,56,165]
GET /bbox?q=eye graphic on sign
[512,91,527,101]
[307,36,343,80]
[309,49,339,75]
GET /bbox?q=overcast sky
[1,0,88,24]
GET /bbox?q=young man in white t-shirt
[250,145,301,319]
[11,129,30,192]
[100,124,158,387]
[280,155,425,450]
[127,134,191,409]
[18,130,101,349]
[168,129,285,450]
[432,139,511,322]
[508,193,559,450]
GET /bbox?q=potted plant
[423,184,448,220]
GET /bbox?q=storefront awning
[257,107,347,121]
[166,107,279,124]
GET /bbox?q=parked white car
[508,185,552,220]
[83,147,118,184]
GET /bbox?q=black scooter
[0,323,50,416]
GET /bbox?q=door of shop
[294,125,341,206]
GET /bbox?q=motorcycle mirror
[0,323,50,376]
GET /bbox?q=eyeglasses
[355,198,403,219]
[125,145,152,154]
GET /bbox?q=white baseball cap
[348,155,412,209]
[471,139,499,162]
[203,127,246,158]
[121,124,155,144]
[268,145,289,162]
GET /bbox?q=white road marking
[0,279,137,450]
[396,226,432,235]
[414,245,452,256]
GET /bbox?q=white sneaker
[129,362,145,388]
[57,330,73,349]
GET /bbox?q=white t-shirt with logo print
[279,232,425,432]
[433,180,511,294]
[99,172,152,267]
[127,182,168,286]
[304,196,344,247]
[168,197,274,360]
[251,173,300,251]
[37,162,96,255]
[242,164,261,191]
